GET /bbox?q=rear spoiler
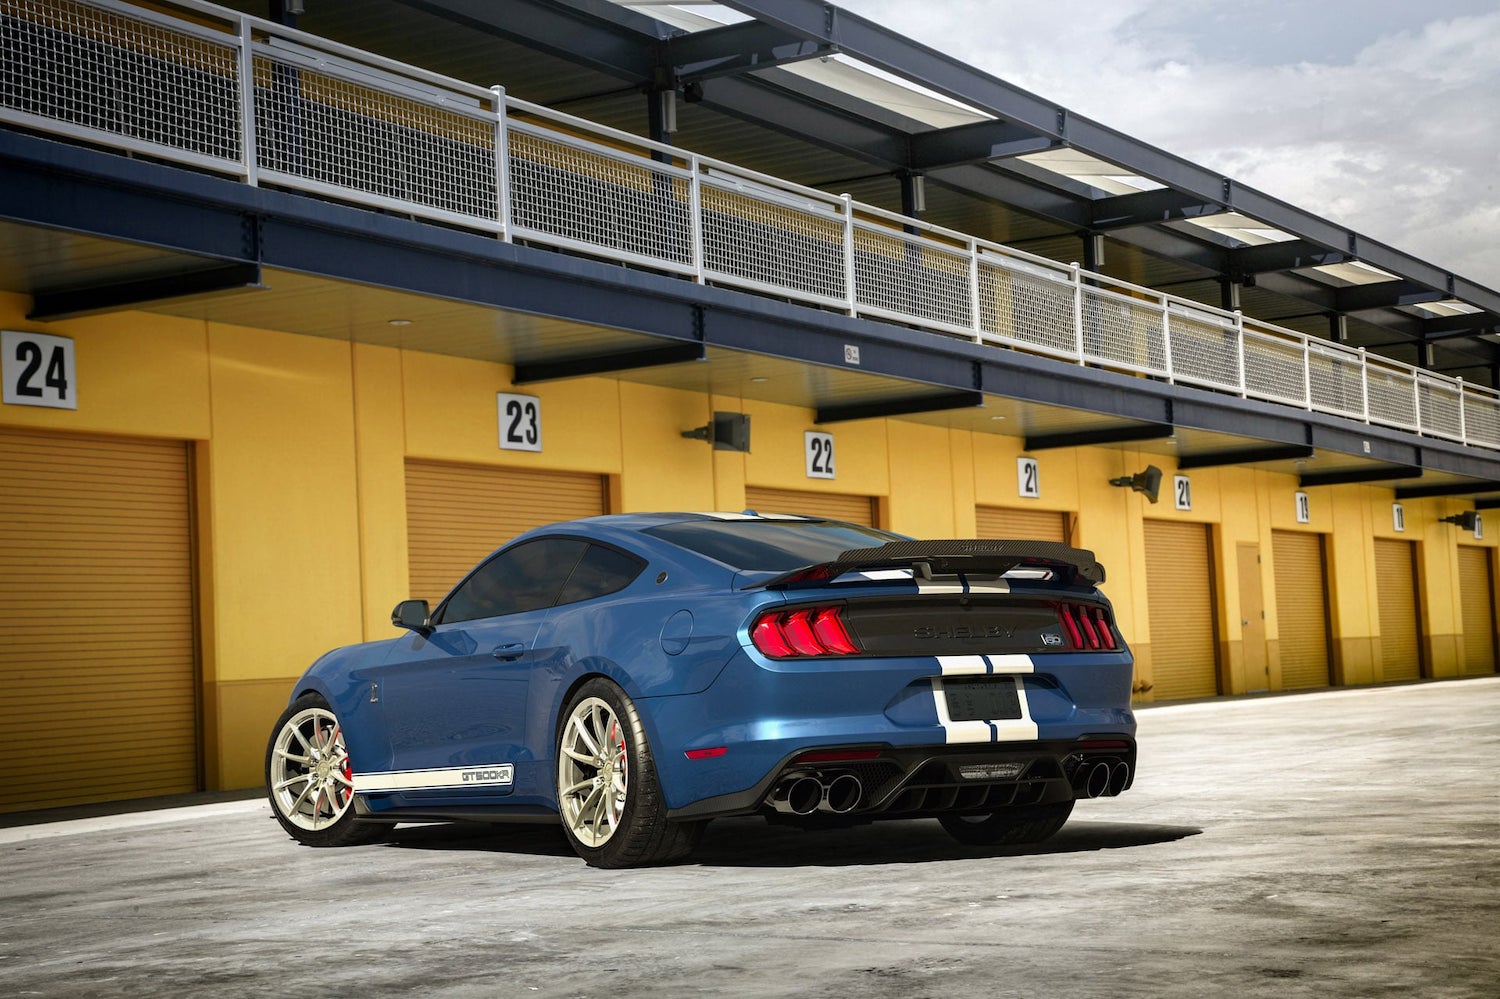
[749,539,1106,590]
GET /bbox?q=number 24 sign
[3,330,76,410]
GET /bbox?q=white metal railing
[5,0,1500,452]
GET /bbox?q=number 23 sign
[3,331,76,410]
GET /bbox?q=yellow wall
[2,288,1496,799]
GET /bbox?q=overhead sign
[3,330,76,410]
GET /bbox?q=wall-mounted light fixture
[682,412,751,452]
[1439,510,1480,532]
[1110,464,1163,504]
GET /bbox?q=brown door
[976,505,1067,543]
[1373,538,1422,681]
[744,486,876,526]
[1456,546,1497,675]
[1272,530,1332,689]
[405,460,607,608]
[0,428,198,812]
[1144,520,1219,700]
[1237,543,1269,689]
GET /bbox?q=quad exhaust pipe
[769,773,864,815]
[1073,759,1131,798]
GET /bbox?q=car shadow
[688,817,1202,868]
[376,817,1201,867]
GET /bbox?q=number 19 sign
[3,330,76,410]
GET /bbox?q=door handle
[491,643,526,661]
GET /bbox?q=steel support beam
[1024,422,1173,452]
[1300,466,1423,488]
[513,342,707,383]
[817,390,983,424]
[1176,444,1315,470]
[1088,188,1222,231]
[1230,239,1352,275]
[28,263,263,320]
[668,20,827,81]
[908,119,1057,170]
[1395,481,1500,500]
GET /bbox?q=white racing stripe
[937,654,1034,676]
[355,764,514,793]
[915,576,1010,594]
[933,654,1040,743]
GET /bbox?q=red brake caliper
[611,721,626,786]
[335,724,352,807]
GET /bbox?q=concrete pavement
[2,677,1497,998]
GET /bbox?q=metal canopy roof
[5,0,1500,502]
[228,0,1500,383]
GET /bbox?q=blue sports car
[265,512,1137,867]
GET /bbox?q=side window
[440,538,586,624]
[557,544,645,606]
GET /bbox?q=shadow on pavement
[376,816,1202,868]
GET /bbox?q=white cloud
[832,1,1500,287]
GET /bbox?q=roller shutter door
[1143,520,1218,700]
[744,486,875,526]
[1373,539,1422,682]
[1272,531,1332,690]
[1456,546,1497,675]
[405,461,606,607]
[976,506,1067,543]
[0,428,197,813]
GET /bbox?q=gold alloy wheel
[557,695,629,848]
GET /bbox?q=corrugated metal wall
[744,486,875,526]
[0,429,197,812]
[1143,520,1218,700]
[1374,539,1421,682]
[404,460,606,607]
[1456,546,1497,675]
[1272,531,1332,690]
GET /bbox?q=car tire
[938,800,1075,847]
[556,677,704,868]
[265,693,388,848]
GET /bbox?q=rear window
[645,519,903,572]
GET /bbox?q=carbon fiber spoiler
[749,539,1106,590]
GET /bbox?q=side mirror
[391,599,432,633]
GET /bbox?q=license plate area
[942,677,1022,721]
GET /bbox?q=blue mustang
[266,512,1136,867]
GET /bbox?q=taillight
[751,605,862,658]
[1055,603,1117,651]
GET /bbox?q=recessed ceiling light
[388,319,413,327]
[750,376,769,383]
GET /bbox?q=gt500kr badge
[355,764,514,793]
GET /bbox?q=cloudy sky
[829,0,1500,291]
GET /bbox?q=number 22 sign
[3,330,76,410]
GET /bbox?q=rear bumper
[648,645,1136,813]
[666,736,1137,821]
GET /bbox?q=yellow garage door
[744,486,875,526]
[1456,546,1497,675]
[1374,538,1422,682]
[976,506,1067,543]
[0,428,197,813]
[1273,530,1332,690]
[405,460,606,607]
[1143,520,1218,700]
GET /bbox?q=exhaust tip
[821,773,862,814]
[1107,761,1130,796]
[771,775,824,815]
[1078,760,1110,798]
